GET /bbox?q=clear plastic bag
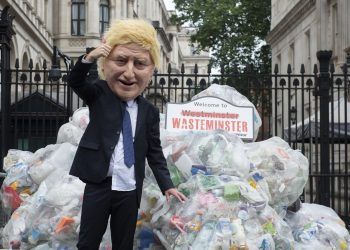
[285,203,350,249]
[244,137,309,210]
[3,149,33,172]
[56,122,84,145]
[28,143,77,185]
[70,107,89,131]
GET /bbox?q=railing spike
[167,63,171,74]
[15,58,19,69]
[194,64,198,74]
[342,63,348,74]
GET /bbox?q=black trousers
[77,178,138,250]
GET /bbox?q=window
[71,0,85,36]
[276,53,281,73]
[100,0,109,35]
[44,0,48,24]
[18,137,56,151]
[17,139,29,151]
[289,43,295,72]
[305,30,311,73]
[331,3,339,57]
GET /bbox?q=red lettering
[189,119,194,129]
[237,121,241,132]
[181,110,191,116]
[231,121,236,131]
[200,119,205,130]
[195,119,200,130]
[181,118,188,129]
[206,120,214,130]
[225,121,231,130]
[242,121,248,132]
[172,118,181,128]
[218,120,225,129]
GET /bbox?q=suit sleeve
[67,56,102,105]
[146,108,174,194]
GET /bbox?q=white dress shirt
[107,100,137,191]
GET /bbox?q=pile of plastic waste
[285,203,350,249]
[1,84,349,249]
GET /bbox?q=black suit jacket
[68,57,174,206]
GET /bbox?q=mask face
[103,43,155,101]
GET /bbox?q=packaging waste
[1,85,349,250]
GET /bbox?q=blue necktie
[122,103,135,168]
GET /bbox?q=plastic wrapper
[191,84,262,141]
[285,203,350,249]
[70,107,90,131]
[28,143,77,185]
[3,149,33,172]
[56,122,84,146]
[57,107,89,145]
[1,160,36,210]
[1,150,36,216]
[244,137,309,214]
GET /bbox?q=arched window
[22,52,29,70]
[71,0,85,36]
[99,0,109,35]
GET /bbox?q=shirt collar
[126,99,136,108]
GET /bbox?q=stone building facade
[267,0,350,75]
[1,0,209,73]
[267,0,350,129]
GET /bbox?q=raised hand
[85,43,112,62]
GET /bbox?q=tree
[171,0,271,73]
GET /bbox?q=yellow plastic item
[9,181,18,191]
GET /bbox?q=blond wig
[97,19,160,79]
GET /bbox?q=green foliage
[171,0,271,73]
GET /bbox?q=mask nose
[123,61,135,80]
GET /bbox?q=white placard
[165,96,254,140]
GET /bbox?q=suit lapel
[135,97,147,138]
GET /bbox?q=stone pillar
[87,0,99,35]
[127,0,134,18]
[340,0,349,64]
[316,0,329,50]
[59,0,68,35]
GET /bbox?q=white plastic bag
[56,123,84,145]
